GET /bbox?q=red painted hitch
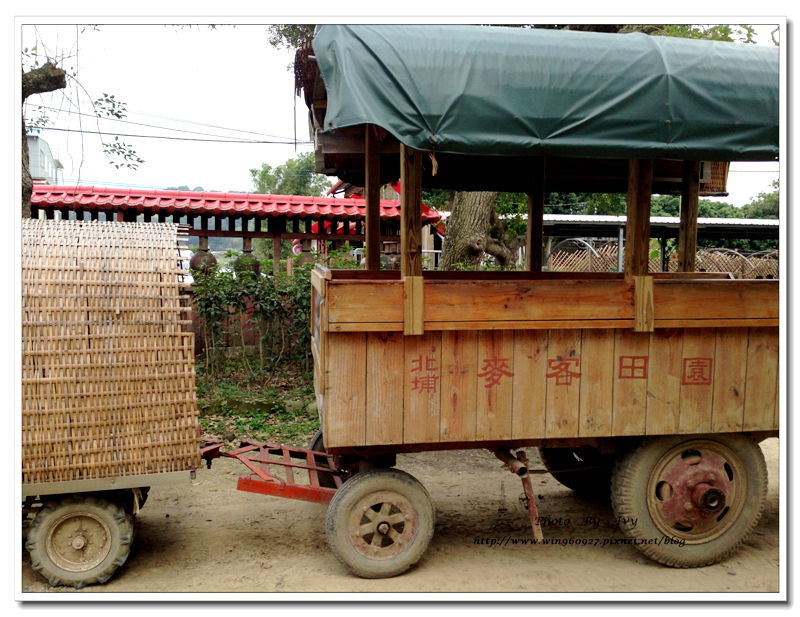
[201,439,346,504]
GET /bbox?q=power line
[29,104,304,143]
[40,126,312,145]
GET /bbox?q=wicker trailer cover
[22,220,200,485]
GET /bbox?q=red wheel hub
[649,443,742,540]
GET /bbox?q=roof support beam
[364,125,382,270]
[624,159,653,278]
[678,160,701,272]
[526,157,545,272]
[400,143,424,335]
[625,159,654,332]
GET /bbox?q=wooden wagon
[298,25,780,577]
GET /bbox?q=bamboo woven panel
[702,161,730,195]
[22,220,201,485]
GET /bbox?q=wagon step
[201,439,346,504]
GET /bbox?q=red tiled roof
[31,186,441,223]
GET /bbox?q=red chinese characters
[682,357,714,386]
[546,358,581,386]
[618,356,648,379]
[410,354,439,393]
[477,357,514,388]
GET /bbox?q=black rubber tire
[308,429,338,489]
[610,434,767,568]
[325,468,435,578]
[539,446,615,498]
[25,495,134,588]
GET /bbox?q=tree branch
[22,62,67,102]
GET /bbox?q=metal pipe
[492,449,528,476]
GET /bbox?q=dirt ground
[20,438,780,597]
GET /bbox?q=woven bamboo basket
[700,161,730,196]
[22,220,201,485]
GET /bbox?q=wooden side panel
[425,280,633,323]
[645,328,683,435]
[327,282,403,324]
[743,327,779,431]
[365,332,404,445]
[654,281,778,321]
[677,329,717,434]
[475,330,515,441]
[578,329,615,437]
[711,328,748,433]
[545,329,582,438]
[403,331,442,444]
[439,331,478,442]
[611,330,650,436]
[324,333,366,448]
[511,330,548,439]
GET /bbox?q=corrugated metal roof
[31,185,442,223]
[541,214,779,227]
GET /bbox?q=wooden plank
[743,327,779,431]
[365,332,404,445]
[324,333,366,447]
[439,331,478,442]
[400,144,423,277]
[711,328,749,433]
[677,329,717,434]
[611,330,650,436]
[403,275,424,335]
[326,279,634,326]
[424,280,633,322]
[645,328,683,435]
[511,330,548,439]
[633,275,654,332]
[475,330,515,441]
[545,329,582,438]
[624,159,653,278]
[526,157,545,272]
[678,160,701,272]
[403,331,442,443]
[655,318,778,329]
[364,125,382,271]
[578,329,615,437]
[654,280,778,321]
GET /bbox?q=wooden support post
[633,275,655,332]
[365,126,382,270]
[626,159,654,331]
[526,157,545,272]
[624,159,653,278]
[400,143,424,335]
[273,235,281,276]
[678,160,700,272]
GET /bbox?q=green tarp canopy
[312,25,779,161]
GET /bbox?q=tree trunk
[21,62,67,217]
[440,191,497,270]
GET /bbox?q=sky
[20,21,781,207]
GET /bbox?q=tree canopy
[250,152,331,196]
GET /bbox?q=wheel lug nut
[687,481,696,489]
[683,503,694,512]
[707,473,717,482]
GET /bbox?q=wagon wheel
[25,495,134,588]
[611,434,767,568]
[308,429,338,489]
[539,446,615,498]
[325,468,435,578]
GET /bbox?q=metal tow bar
[493,449,544,541]
[200,440,346,504]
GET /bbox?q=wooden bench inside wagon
[297,25,780,576]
